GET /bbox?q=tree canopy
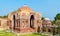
[0,15,8,18]
[54,13,60,34]
[55,20,60,26]
[42,17,44,20]
[55,13,60,20]
[54,13,60,25]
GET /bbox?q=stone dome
[18,5,32,12]
[44,18,50,20]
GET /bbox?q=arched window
[30,15,34,28]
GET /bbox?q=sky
[0,0,60,20]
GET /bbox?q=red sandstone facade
[8,5,42,33]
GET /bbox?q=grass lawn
[0,30,16,36]
[0,30,47,36]
[20,34,40,36]
[20,33,47,36]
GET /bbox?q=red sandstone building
[8,5,42,33]
[42,18,53,32]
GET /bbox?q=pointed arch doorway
[30,15,34,28]
[13,15,16,30]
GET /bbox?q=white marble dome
[44,18,50,20]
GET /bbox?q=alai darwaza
[8,5,42,33]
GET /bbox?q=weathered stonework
[0,18,10,30]
[42,18,53,32]
[8,5,42,33]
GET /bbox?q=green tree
[55,20,60,26]
[54,13,60,34]
[0,15,8,18]
[55,13,60,20]
[54,13,60,26]
[42,17,44,20]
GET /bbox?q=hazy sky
[0,0,60,20]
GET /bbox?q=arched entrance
[13,15,16,30]
[30,15,34,28]
[48,29,51,32]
